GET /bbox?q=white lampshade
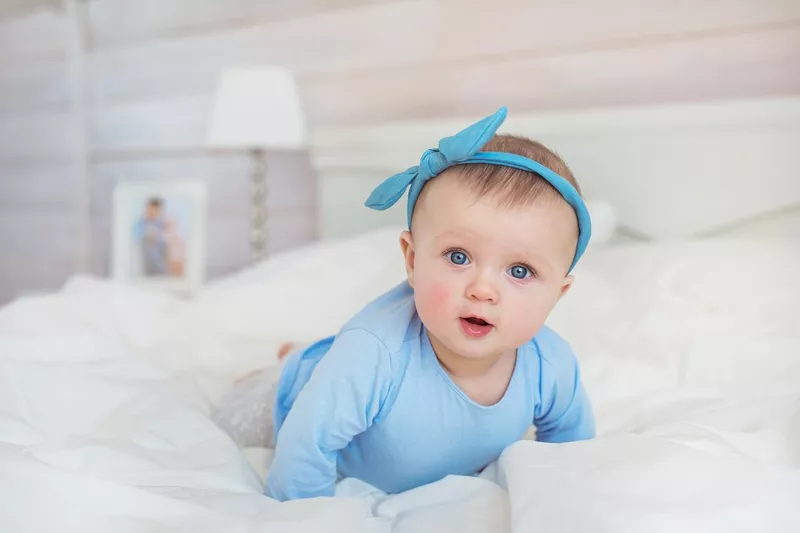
[207,66,308,150]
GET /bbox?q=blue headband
[364,106,592,272]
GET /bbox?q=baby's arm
[532,328,596,443]
[265,328,393,501]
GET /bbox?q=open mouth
[463,316,490,327]
[460,316,493,338]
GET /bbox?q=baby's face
[402,172,578,360]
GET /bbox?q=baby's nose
[466,275,499,303]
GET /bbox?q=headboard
[309,97,800,241]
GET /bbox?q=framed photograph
[111,180,208,295]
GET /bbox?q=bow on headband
[364,106,592,272]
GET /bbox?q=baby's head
[398,134,582,361]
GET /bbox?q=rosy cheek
[430,283,450,308]
[417,281,451,314]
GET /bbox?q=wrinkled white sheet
[1,228,798,533]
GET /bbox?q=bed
[2,98,799,533]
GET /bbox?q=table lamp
[207,66,309,261]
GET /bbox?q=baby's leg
[213,363,283,449]
[212,342,298,449]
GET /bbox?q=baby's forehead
[417,181,578,266]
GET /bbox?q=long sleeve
[532,328,596,443]
[265,328,394,501]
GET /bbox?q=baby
[259,107,595,501]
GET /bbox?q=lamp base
[250,149,267,261]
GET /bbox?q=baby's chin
[438,336,511,361]
[424,321,522,360]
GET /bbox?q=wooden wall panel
[0,5,74,304]
[87,0,800,104]
[0,162,79,207]
[86,0,381,45]
[0,209,78,303]
[0,211,77,260]
[0,1,58,20]
[84,26,800,148]
[89,97,210,153]
[0,111,74,160]
[0,59,68,115]
[302,27,800,125]
[0,7,65,62]
[87,216,111,276]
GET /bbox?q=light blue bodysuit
[265,281,595,502]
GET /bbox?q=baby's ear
[399,230,416,286]
[559,275,574,299]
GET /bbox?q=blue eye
[508,265,531,279]
[447,250,469,265]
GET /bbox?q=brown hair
[445,134,581,208]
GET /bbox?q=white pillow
[585,201,616,244]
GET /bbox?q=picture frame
[111,180,208,296]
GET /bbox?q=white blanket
[1,229,798,533]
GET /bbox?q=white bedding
[1,228,798,533]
